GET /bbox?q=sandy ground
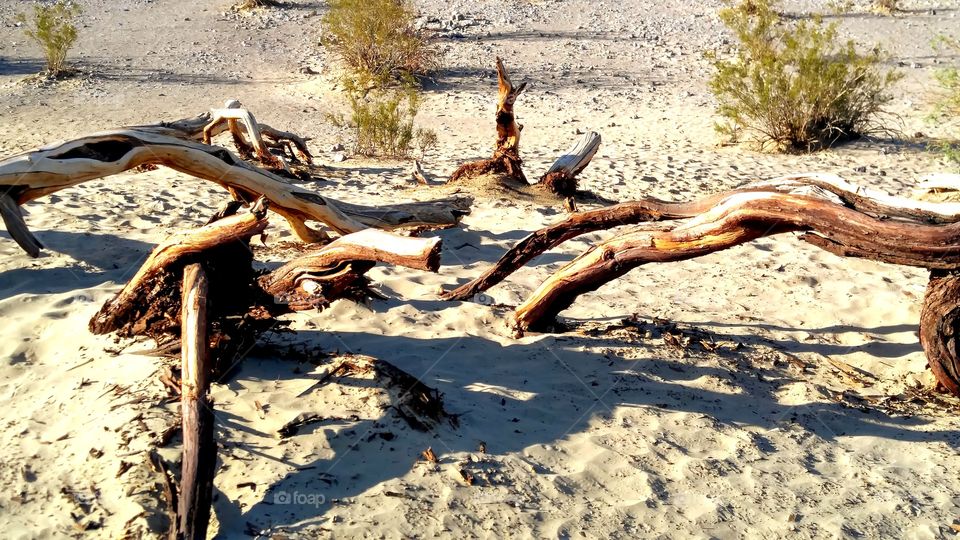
[1,0,960,538]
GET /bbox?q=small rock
[331,153,347,162]
[330,143,344,152]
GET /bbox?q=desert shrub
[331,80,438,158]
[932,36,960,169]
[873,0,899,14]
[322,0,440,86]
[709,0,902,152]
[15,1,82,78]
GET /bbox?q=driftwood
[89,200,452,534]
[540,132,602,197]
[0,104,470,257]
[89,202,269,336]
[444,174,960,302]
[260,228,441,311]
[514,190,960,330]
[90,199,443,367]
[450,57,527,186]
[175,264,216,540]
[920,271,960,395]
[439,174,960,394]
[448,59,600,200]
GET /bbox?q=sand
[0,0,959,537]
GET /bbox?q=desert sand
[0,0,959,538]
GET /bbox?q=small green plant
[709,0,902,152]
[322,0,440,87]
[330,79,438,158]
[15,1,82,78]
[932,35,960,169]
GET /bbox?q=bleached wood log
[0,128,468,256]
[260,229,442,310]
[544,132,601,180]
[539,132,601,196]
[176,263,216,540]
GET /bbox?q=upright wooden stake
[176,264,216,540]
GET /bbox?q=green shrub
[331,80,438,158]
[932,36,960,169]
[321,0,440,87]
[709,0,902,152]
[15,1,82,78]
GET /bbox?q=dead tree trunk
[448,59,603,202]
[90,199,444,368]
[88,202,270,336]
[920,270,960,395]
[450,57,528,186]
[175,264,216,540]
[0,108,470,257]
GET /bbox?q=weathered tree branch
[175,264,216,540]
[515,191,960,332]
[0,192,43,257]
[444,175,960,302]
[540,132,602,198]
[0,109,469,257]
[260,229,442,311]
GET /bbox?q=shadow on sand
[216,317,955,534]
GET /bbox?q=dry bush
[322,0,440,86]
[330,81,438,159]
[709,0,902,152]
[873,0,899,14]
[14,1,82,78]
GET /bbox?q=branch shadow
[0,230,154,300]
[73,58,253,86]
[0,57,47,77]
[215,325,958,535]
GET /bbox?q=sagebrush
[709,0,902,152]
[15,1,82,78]
[322,0,440,86]
[331,81,438,158]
